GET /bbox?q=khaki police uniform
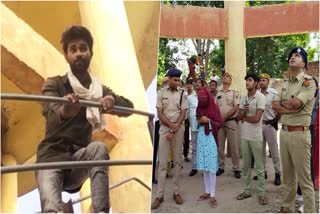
[261,88,281,173]
[216,88,240,170]
[156,85,188,198]
[275,72,316,213]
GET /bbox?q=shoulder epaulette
[303,74,313,80]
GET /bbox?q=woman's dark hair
[61,25,93,54]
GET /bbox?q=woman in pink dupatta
[196,87,222,208]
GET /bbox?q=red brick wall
[306,61,319,78]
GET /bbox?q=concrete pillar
[224,1,246,95]
[1,154,18,212]
[78,0,152,212]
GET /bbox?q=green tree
[157,38,178,86]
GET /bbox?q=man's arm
[101,85,134,117]
[42,78,81,122]
[243,94,265,123]
[272,101,301,114]
[243,109,264,123]
[223,90,240,121]
[223,105,239,121]
[157,107,174,128]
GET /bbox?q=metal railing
[1,160,152,174]
[1,93,154,118]
[1,92,154,209]
[72,176,151,205]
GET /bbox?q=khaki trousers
[156,126,184,198]
[280,129,315,213]
[218,120,240,170]
[262,124,281,173]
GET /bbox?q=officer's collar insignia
[297,48,301,53]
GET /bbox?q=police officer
[216,72,241,178]
[151,68,188,209]
[256,73,281,186]
[272,47,316,213]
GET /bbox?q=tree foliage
[157,38,178,86]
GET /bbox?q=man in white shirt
[209,70,221,82]
[255,73,281,186]
[236,72,268,205]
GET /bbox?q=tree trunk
[204,39,210,75]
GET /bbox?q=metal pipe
[1,93,154,118]
[72,177,151,205]
[1,160,152,174]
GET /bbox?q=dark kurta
[36,73,134,163]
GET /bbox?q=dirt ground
[151,153,319,213]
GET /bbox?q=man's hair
[244,72,259,82]
[209,80,217,86]
[61,26,94,54]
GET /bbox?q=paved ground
[151,154,319,213]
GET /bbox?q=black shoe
[274,172,281,186]
[253,172,267,180]
[234,170,241,178]
[184,157,190,162]
[216,168,224,176]
[152,179,158,184]
[251,162,254,169]
[189,169,197,176]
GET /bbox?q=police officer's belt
[225,117,237,122]
[263,120,274,125]
[282,125,309,132]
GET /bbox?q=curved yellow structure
[1,1,160,212]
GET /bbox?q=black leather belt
[225,118,237,122]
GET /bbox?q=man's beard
[70,58,90,72]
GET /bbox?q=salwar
[203,171,217,197]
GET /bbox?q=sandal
[236,192,252,200]
[258,195,268,205]
[197,193,210,201]
[209,197,217,208]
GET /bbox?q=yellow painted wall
[78,0,153,212]
[124,1,160,89]
[224,1,246,95]
[1,155,18,212]
[2,1,81,54]
[1,74,42,196]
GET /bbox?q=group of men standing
[152,46,317,213]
